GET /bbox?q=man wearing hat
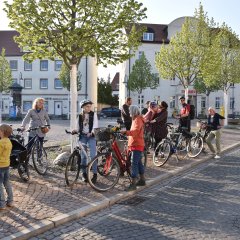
[178,96,191,132]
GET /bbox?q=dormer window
[143,32,154,41]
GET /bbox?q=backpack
[189,104,195,120]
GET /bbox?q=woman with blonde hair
[21,98,50,147]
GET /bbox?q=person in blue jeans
[73,99,98,183]
[0,124,14,210]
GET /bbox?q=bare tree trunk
[70,64,78,151]
[184,87,189,102]
[223,90,228,126]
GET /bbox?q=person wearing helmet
[74,99,98,183]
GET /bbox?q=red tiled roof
[111,72,119,91]
[0,31,23,56]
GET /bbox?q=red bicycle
[87,128,147,192]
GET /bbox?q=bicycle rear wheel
[88,153,120,192]
[65,151,81,187]
[187,136,204,158]
[32,144,48,175]
[153,141,171,167]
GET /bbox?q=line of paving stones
[0,128,240,239]
[31,148,240,240]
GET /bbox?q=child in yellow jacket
[0,124,13,210]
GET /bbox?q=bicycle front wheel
[153,141,171,167]
[88,153,120,192]
[65,151,81,187]
[32,144,48,175]
[187,136,204,158]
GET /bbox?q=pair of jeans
[206,129,221,154]
[79,135,97,174]
[27,136,44,152]
[130,150,144,179]
[0,167,13,208]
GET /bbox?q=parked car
[99,107,121,118]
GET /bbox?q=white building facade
[119,18,239,117]
[0,31,98,118]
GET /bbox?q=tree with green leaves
[194,77,220,115]
[200,23,240,125]
[128,52,159,110]
[155,4,213,101]
[4,0,147,133]
[59,63,82,91]
[98,78,119,106]
[0,48,12,124]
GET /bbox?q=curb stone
[5,141,240,240]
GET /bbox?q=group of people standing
[0,95,226,209]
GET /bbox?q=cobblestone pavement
[31,148,240,240]
[0,119,240,239]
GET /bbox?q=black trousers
[124,121,132,131]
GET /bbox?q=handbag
[36,110,50,134]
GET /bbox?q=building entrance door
[54,101,62,115]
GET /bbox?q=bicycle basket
[94,128,111,142]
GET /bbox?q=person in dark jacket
[150,101,168,154]
[141,101,150,115]
[206,107,225,159]
[121,97,132,130]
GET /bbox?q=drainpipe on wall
[128,50,131,97]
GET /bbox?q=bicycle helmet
[150,101,158,108]
[80,99,93,108]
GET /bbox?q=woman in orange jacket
[121,105,146,191]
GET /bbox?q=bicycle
[64,130,92,187]
[152,123,195,167]
[25,125,49,175]
[87,128,147,192]
[187,118,211,158]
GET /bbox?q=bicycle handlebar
[65,129,79,135]
[27,125,50,132]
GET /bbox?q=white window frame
[24,78,32,89]
[201,97,206,109]
[40,78,48,89]
[40,60,48,71]
[143,32,154,41]
[55,60,62,71]
[10,60,18,71]
[24,61,32,71]
[54,78,63,89]
[215,97,220,109]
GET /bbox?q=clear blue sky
[1,0,239,79]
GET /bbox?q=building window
[23,101,32,112]
[170,96,175,109]
[143,32,154,41]
[24,61,32,71]
[24,78,32,89]
[40,78,48,89]
[10,60,18,71]
[201,97,206,109]
[12,78,18,84]
[55,60,62,71]
[54,78,63,89]
[215,97,220,109]
[138,51,144,59]
[230,97,235,109]
[40,60,48,71]
[138,95,144,106]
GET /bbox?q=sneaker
[124,184,137,192]
[91,174,97,184]
[136,179,146,186]
[6,202,14,207]
[82,173,88,183]
[214,155,221,159]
